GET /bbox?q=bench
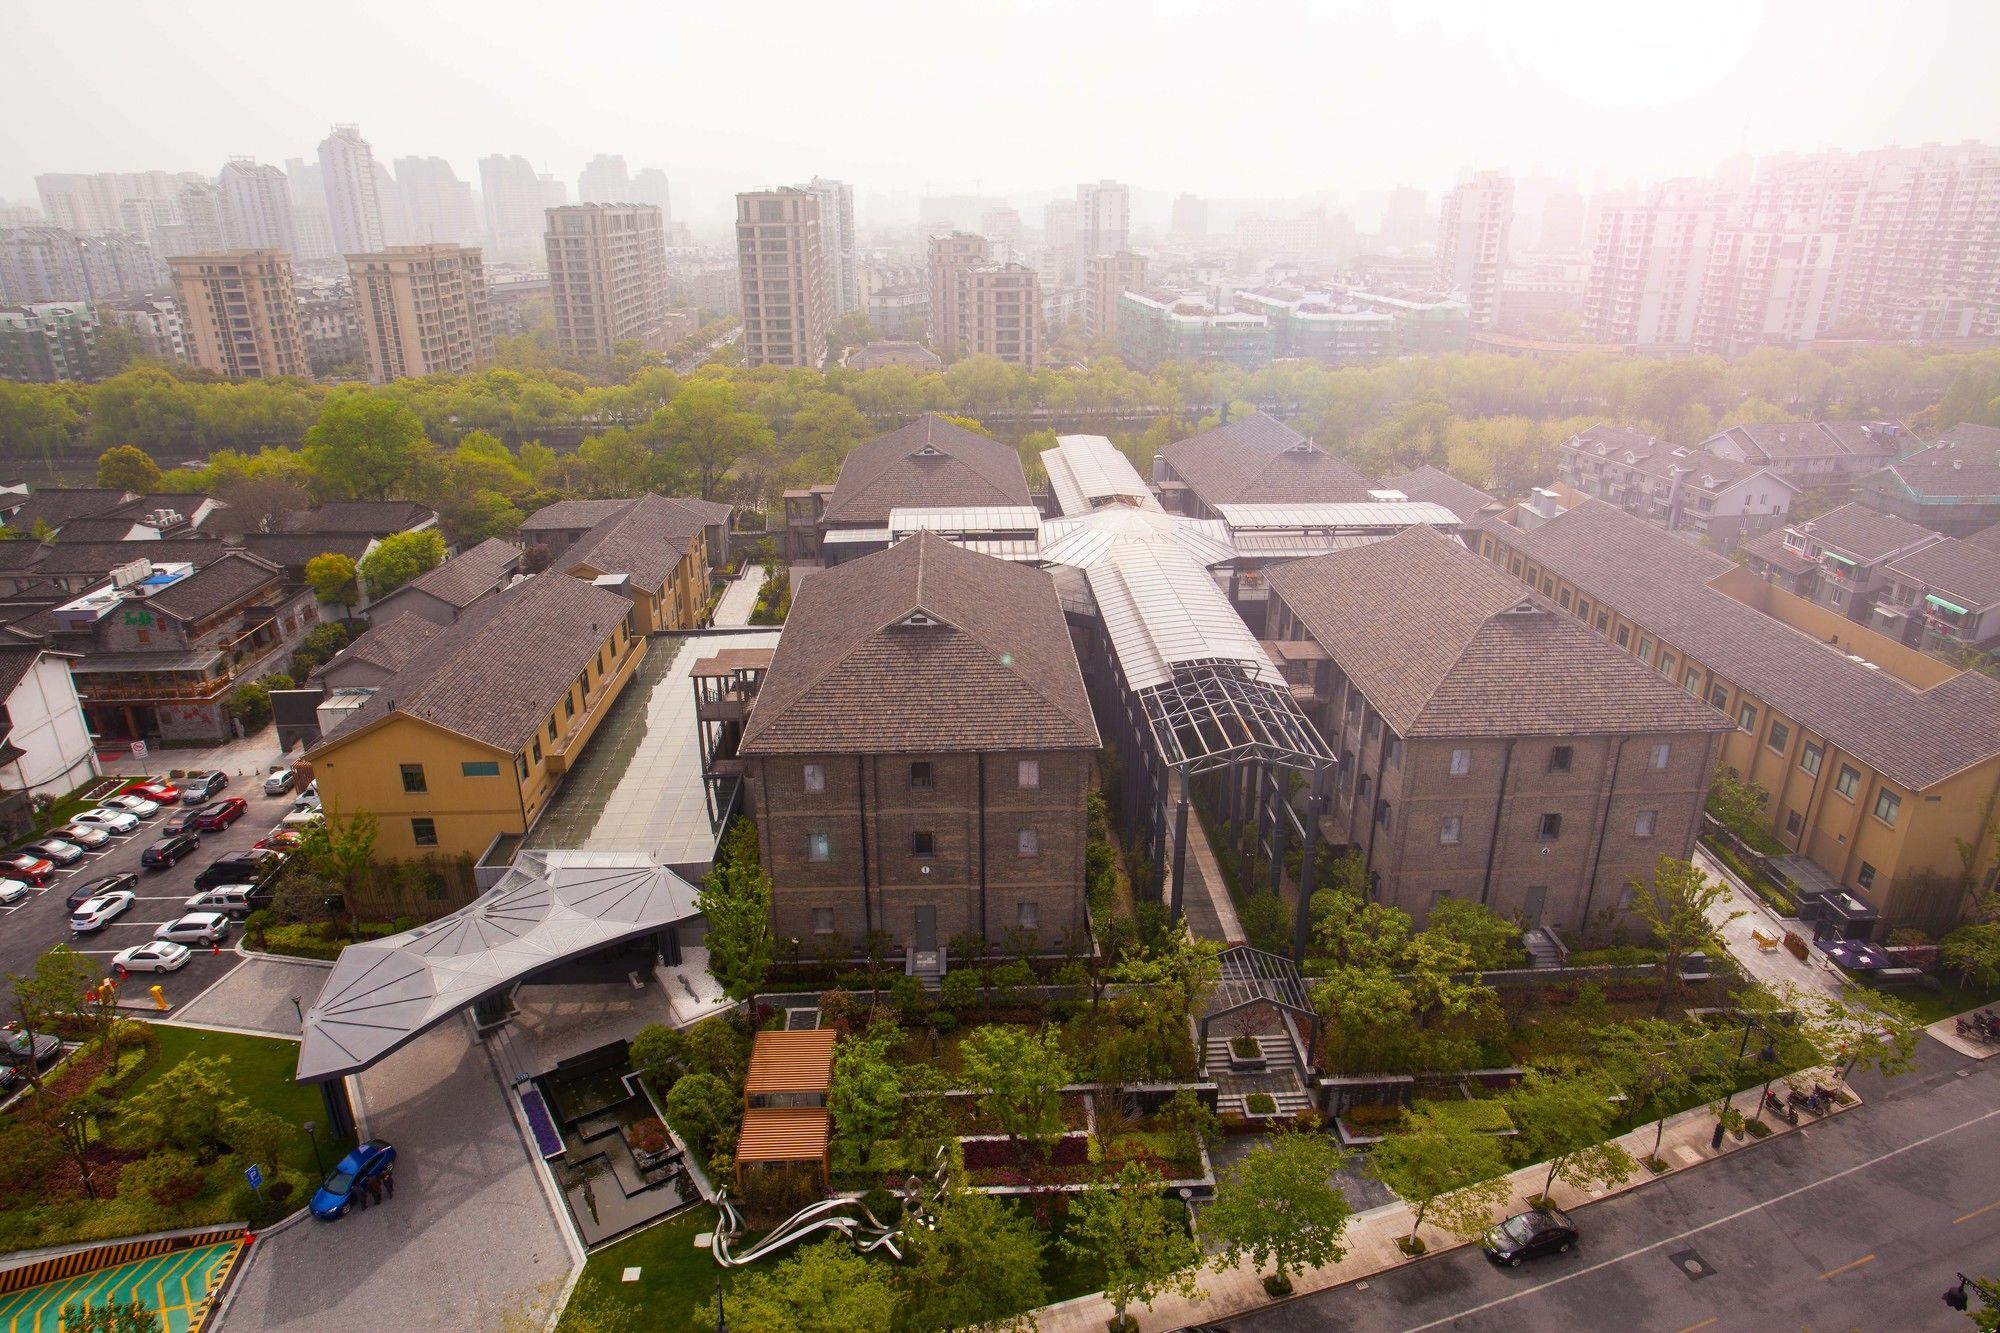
[1750,929,1779,952]
[1873,966,1924,986]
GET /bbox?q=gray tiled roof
[1567,425,1773,491]
[1705,420,1901,464]
[740,532,1098,755]
[392,537,520,609]
[1497,499,2000,790]
[322,613,442,677]
[142,552,284,622]
[4,489,133,533]
[1883,538,2000,611]
[1266,526,1730,739]
[0,646,47,701]
[238,532,375,576]
[1738,527,1814,578]
[32,538,225,578]
[1966,521,2000,554]
[1867,440,2000,500]
[1790,503,1940,561]
[821,415,1031,525]
[312,572,635,755]
[1160,412,1376,507]
[562,494,709,591]
[283,501,438,536]
[519,498,637,533]
[1378,465,1498,522]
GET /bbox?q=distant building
[1853,424,2000,536]
[1557,423,1799,548]
[1155,412,1376,518]
[479,154,548,256]
[1077,180,1130,262]
[0,302,101,382]
[1171,193,1208,239]
[0,227,90,303]
[800,178,858,315]
[218,160,297,255]
[1116,291,1270,372]
[317,124,386,256]
[392,157,481,245]
[299,288,362,376]
[1768,503,1943,624]
[576,154,631,204]
[926,232,988,360]
[787,414,1031,563]
[845,340,941,372]
[1434,171,1513,329]
[735,189,830,369]
[366,536,521,627]
[1581,180,1727,349]
[1699,420,1905,493]
[1233,288,1397,364]
[544,204,670,358]
[102,296,186,363]
[1084,251,1146,343]
[170,250,308,379]
[1873,536,2000,654]
[957,263,1041,368]
[346,243,494,383]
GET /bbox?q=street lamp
[302,1120,325,1176]
[714,1272,727,1332]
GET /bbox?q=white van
[184,885,256,917]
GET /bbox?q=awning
[1823,551,1856,566]
[1925,593,1970,615]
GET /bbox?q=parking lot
[0,773,310,1013]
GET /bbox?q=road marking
[1397,1103,2000,1332]
[1955,1201,2000,1225]
[1819,1254,1875,1280]
[1672,1320,1717,1333]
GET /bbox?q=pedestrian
[383,1167,395,1201]
[366,1174,383,1206]
[356,1182,368,1211]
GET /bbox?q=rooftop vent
[1367,489,1410,503]
[895,611,941,628]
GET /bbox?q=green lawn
[1872,977,2000,1027]
[124,1024,354,1182]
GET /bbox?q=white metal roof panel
[1039,508,1236,569]
[1042,448,1092,517]
[1052,434,1159,508]
[821,527,893,544]
[1215,501,1463,530]
[1083,543,1281,692]
[888,506,1043,533]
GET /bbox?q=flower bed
[960,1134,1090,1170]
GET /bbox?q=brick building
[1154,412,1377,519]
[1264,526,1730,934]
[784,414,1031,563]
[738,533,1099,960]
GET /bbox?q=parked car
[1483,1207,1578,1266]
[0,854,55,886]
[0,880,30,907]
[101,794,160,818]
[184,885,256,917]
[70,808,139,835]
[1,1029,63,1070]
[195,798,248,831]
[141,833,201,870]
[311,1140,397,1220]
[256,828,304,851]
[181,771,228,803]
[23,838,85,867]
[54,822,112,849]
[263,767,299,796]
[162,805,212,836]
[68,873,137,912]
[112,941,191,974]
[128,781,180,804]
[279,808,322,832]
[68,890,135,932]
[153,911,231,947]
[193,853,281,892]
[293,783,321,813]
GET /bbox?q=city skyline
[5,0,1997,226]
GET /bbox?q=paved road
[0,775,305,1011]
[1237,1041,2000,1332]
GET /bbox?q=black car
[181,771,228,804]
[1,1029,63,1071]
[162,805,212,837]
[140,832,201,870]
[193,852,281,892]
[67,872,137,912]
[1483,1207,1578,1266]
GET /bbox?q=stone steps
[1216,1088,1314,1119]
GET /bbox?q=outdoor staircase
[1524,928,1564,969]
[1214,1087,1314,1118]
[1204,1034,1313,1119]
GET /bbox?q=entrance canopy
[297,851,701,1081]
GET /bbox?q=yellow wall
[1709,566,1958,688]
[313,716,524,859]
[569,531,706,634]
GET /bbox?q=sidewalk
[712,563,763,627]
[1034,1071,1859,1332]
[1694,846,1848,1001]
[96,727,290,783]
[1925,1009,2000,1060]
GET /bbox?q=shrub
[665,1073,739,1157]
[939,968,978,1011]
[1245,1093,1279,1117]
[1230,1035,1262,1060]
[0,1124,63,1194]
[118,1151,201,1212]
[817,989,862,1031]
[627,1117,669,1154]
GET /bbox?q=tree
[301,392,429,499]
[1365,1104,1513,1248]
[715,1242,899,1333]
[1503,1067,1635,1203]
[1421,898,1526,970]
[960,1024,1071,1154]
[647,379,774,499]
[1310,886,1411,970]
[1592,1018,1730,1163]
[900,1186,1047,1332]
[1402,931,1491,1029]
[224,680,272,732]
[1707,766,1771,838]
[298,808,375,918]
[96,444,162,491]
[359,529,446,598]
[1059,1160,1203,1330]
[1941,921,2000,989]
[1204,1129,1354,1292]
[446,489,526,544]
[1948,1273,2000,1331]
[10,943,95,1099]
[224,1106,294,1177]
[827,1020,901,1170]
[305,553,360,617]
[628,1023,689,1087]
[663,1072,738,1158]
[116,1055,248,1159]
[1629,855,1740,1014]
[695,819,773,1001]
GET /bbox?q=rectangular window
[1616,625,1631,648]
[1873,789,1901,827]
[548,717,558,742]
[1683,667,1700,694]
[1659,653,1676,677]
[1637,636,1652,664]
[1595,610,1610,633]
[1017,759,1040,789]
[1017,828,1039,857]
[1834,765,1861,799]
[1558,589,1572,610]
[1440,815,1462,845]
[1509,557,1522,575]
[532,738,542,763]
[803,763,825,793]
[1376,800,1392,830]
[1538,812,1562,841]
[1785,809,1803,835]
[1575,597,1590,620]
[1801,743,1823,776]
[1737,703,1758,733]
[1708,683,1729,709]
[1450,748,1471,777]
[461,761,500,777]
[1549,745,1572,774]
[1634,809,1657,838]
[516,754,529,782]
[400,764,427,794]
[411,817,437,847]
[1386,736,1402,767]
[1766,721,1790,755]
[1017,901,1039,930]
[909,761,932,790]
[912,831,935,858]
[811,907,835,934]
[1857,861,1877,889]
[807,830,831,862]
[1650,743,1671,770]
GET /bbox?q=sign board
[244,1164,263,1190]
[129,740,148,758]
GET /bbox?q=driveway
[218,1021,575,1332]
[1694,848,1848,1001]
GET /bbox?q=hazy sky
[6,0,1998,227]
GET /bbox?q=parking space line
[1818,1254,1875,1280]
[1953,1201,2000,1225]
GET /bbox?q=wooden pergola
[734,1029,836,1190]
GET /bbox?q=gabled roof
[238,531,375,576]
[519,498,637,533]
[1703,420,1901,464]
[321,613,443,678]
[4,489,133,534]
[1738,527,1815,579]
[1266,526,1729,739]
[0,645,50,701]
[30,538,224,578]
[1883,538,2000,612]
[1966,520,2000,554]
[1159,412,1376,507]
[386,536,520,610]
[1789,503,1940,562]
[821,414,1031,525]
[1378,465,1498,522]
[1934,422,2000,452]
[1496,499,2000,790]
[283,500,438,537]
[311,572,633,755]
[562,494,710,591]
[740,532,1098,755]
[141,552,284,623]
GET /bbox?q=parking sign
[245,1164,263,1190]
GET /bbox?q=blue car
[310,1140,397,1220]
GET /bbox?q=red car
[129,781,180,804]
[255,828,303,851]
[194,798,248,831]
[0,854,55,886]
